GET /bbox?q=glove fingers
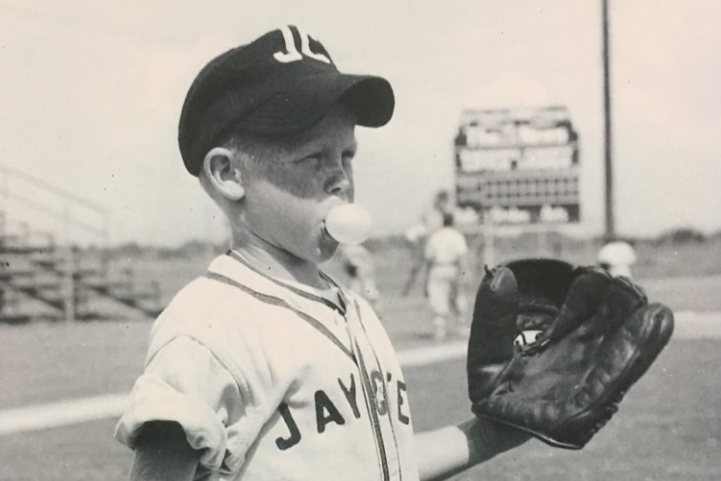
[534,267,611,346]
[599,303,674,390]
[468,266,519,401]
[617,275,647,300]
[619,302,674,376]
[578,275,648,340]
[469,266,519,363]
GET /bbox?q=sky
[1,0,719,246]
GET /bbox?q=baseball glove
[467,258,674,449]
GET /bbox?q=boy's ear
[202,147,245,201]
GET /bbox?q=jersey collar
[206,251,349,315]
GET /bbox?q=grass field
[1,246,720,480]
[1,333,719,481]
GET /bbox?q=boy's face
[238,104,358,264]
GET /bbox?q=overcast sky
[1,0,719,246]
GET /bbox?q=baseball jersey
[423,227,469,318]
[424,227,468,267]
[115,251,419,481]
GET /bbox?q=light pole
[602,0,615,240]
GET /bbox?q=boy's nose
[325,161,352,197]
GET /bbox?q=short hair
[218,131,272,163]
[196,133,263,203]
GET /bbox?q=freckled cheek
[268,169,323,199]
[247,186,320,247]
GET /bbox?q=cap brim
[233,73,395,135]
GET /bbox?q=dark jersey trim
[353,299,403,481]
[204,272,355,362]
[355,342,391,481]
[227,251,346,315]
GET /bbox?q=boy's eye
[342,152,356,166]
[294,155,321,166]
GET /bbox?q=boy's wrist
[463,417,531,465]
[464,418,492,465]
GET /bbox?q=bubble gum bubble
[324,204,372,245]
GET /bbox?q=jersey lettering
[274,371,410,450]
[275,403,302,450]
[273,25,331,64]
[338,374,361,419]
[315,390,346,433]
[397,381,410,425]
[370,370,388,416]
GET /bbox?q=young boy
[115,26,527,481]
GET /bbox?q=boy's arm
[129,422,198,481]
[415,418,530,481]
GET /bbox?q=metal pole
[0,167,8,238]
[602,0,615,240]
[64,246,76,323]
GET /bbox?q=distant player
[423,212,469,341]
[403,190,452,246]
[337,243,380,308]
[114,26,527,481]
[401,190,452,296]
[598,238,637,278]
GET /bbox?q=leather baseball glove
[467,258,674,449]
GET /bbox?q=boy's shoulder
[161,253,279,314]
[147,254,353,346]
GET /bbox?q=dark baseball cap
[178,25,395,176]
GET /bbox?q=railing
[0,164,161,323]
[0,163,110,246]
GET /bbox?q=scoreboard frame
[454,105,581,226]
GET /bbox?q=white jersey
[424,227,468,267]
[115,252,418,481]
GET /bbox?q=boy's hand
[129,422,198,481]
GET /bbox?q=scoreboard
[454,106,581,225]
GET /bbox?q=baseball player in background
[423,212,470,341]
[597,238,637,278]
[403,190,452,247]
[401,190,452,296]
[114,26,527,481]
[337,243,381,309]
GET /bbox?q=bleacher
[0,164,162,323]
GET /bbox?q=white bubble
[324,204,373,245]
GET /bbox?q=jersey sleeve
[114,335,242,472]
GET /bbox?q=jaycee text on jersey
[275,370,411,450]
